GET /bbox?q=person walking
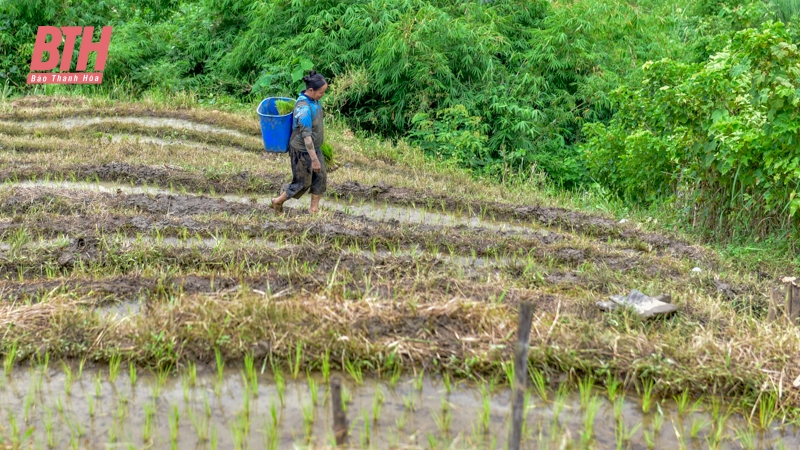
[271,71,328,214]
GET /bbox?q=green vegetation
[274,99,295,116]
[320,141,335,167]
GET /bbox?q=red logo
[27,26,112,85]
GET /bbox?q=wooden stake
[509,302,534,450]
[331,376,348,446]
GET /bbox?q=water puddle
[4,180,551,237]
[0,116,253,140]
[2,365,796,449]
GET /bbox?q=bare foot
[309,207,319,214]
[271,198,284,214]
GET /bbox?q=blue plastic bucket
[256,97,294,153]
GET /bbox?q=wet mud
[0,164,707,262]
[335,181,707,262]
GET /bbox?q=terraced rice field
[0,94,796,448]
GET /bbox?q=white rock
[618,219,629,224]
[691,267,702,273]
[607,290,678,319]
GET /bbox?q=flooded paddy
[2,363,797,449]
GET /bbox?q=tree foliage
[584,19,800,237]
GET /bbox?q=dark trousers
[283,146,327,199]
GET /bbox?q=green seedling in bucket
[275,100,296,115]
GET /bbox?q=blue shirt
[292,92,321,134]
[289,91,325,151]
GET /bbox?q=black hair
[302,70,327,91]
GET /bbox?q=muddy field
[0,95,796,448]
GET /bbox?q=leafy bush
[583,20,800,237]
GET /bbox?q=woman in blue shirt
[271,71,328,214]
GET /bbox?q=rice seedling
[389,365,401,389]
[674,390,690,416]
[189,406,210,442]
[7,412,21,447]
[396,411,407,431]
[653,407,665,434]
[196,392,209,423]
[414,370,424,392]
[215,346,224,384]
[425,433,437,449]
[733,424,757,450]
[581,395,601,446]
[480,384,491,433]
[757,392,780,429]
[578,375,595,407]
[615,419,641,450]
[43,407,54,447]
[403,390,416,411]
[640,378,655,413]
[274,364,286,406]
[307,372,319,405]
[605,372,622,401]
[372,389,384,423]
[153,367,170,398]
[170,405,180,447]
[689,417,710,438]
[188,360,197,386]
[116,397,128,419]
[78,358,86,379]
[261,414,280,450]
[108,354,122,383]
[442,372,452,394]
[275,100,295,115]
[129,362,137,386]
[87,394,95,418]
[361,410,371,446]
[344,357,363,385]
[289,342,304,380]
[182,372,191,403]
[643,429,655,449]
[341,384,352,412]
[108,419,118,444]
[269,401,278,428]
[210,425,219,450]
[432,396,453,436]
[529,365,548,401]
[4,341,18,376]
[61,361,74,395]
[94,370,103,398]
[243,352,259,397]
[143,400,156,442]
[321,141,336,167]
[36,350,50,373]
[301,400,315,438]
